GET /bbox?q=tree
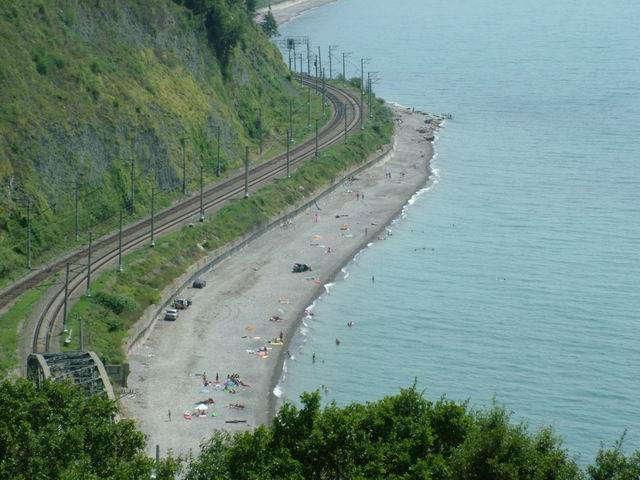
[246,0,257,15]
[0,379,174,480]
[261,10,278,38]
[184,387,590,480]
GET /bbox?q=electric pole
[181,138,186,195]
[150,186,155,248]
[289,100,293,143]
[342,52,351,80]
[315,119,319,159]
[63,263,70,332]
[344,103,348,142]
[258,108,263,160]
[361,58,365,129]
[244,147,250,198]
[86,231,92,297]
[216,126,221,177]
[286,129,291,178]
[328,45,337,79]
[328,45,333,79]
[199,165,204,222]
[288,48,292,71]
[130,156,135,213]
[27,200,32,270]
[317,46,322,77]
[322,68,326,116]
[75,177,80,242]
[118,209,123,272]
[307,42,311,76]
[307,85,312,128]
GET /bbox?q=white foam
[273,384,283,398]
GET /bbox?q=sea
[277,0,640,463]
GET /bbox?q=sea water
[278,0,640,463]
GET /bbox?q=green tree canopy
[0,379,175,480]
[184,387,590,480]
[261,10,278,38]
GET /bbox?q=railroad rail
[24,77,363,355]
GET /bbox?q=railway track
[25,77,363,354]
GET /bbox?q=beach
[257,0,338,25]
[120,106,441,456]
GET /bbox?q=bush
[94,291,139,315]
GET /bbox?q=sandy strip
[121,106,442,457]
[257,0,338,25]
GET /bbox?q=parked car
[164,308,178,321]
[193,279,207,288]
[174,298,192,310]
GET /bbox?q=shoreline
[257,0,338,25]
[121,106,443,457]
[266,137,437,420]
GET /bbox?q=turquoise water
[278,0,640,462]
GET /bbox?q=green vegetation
[0,0,315,288]
[0,283,48,377]
[261,10,279,38]
[1,378,638,479]
[0,378,177,479]
[63,88,393,364]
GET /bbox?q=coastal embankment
[120,106,443,456]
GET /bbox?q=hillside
[0,0,307,285]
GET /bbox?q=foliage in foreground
[0,379,176,480]
[1,378,639,479]
[185,387,640,480]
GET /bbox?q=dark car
[193,279,207,288]
[292,263,312,273]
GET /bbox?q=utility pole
[292,43,297,72]
[328,45,337,79]
[258,108,263,160]
[328,45,333,79]
[322,68,326,116]
[75,177,80,241]
[118,210,123,272]
[286,129,291,178]
[27,200,32,270]
[344,103,348,142]
[299,54,304,76]
[86,231,92,297]
[288,48,292,71]
[199,166,204,222]
[306,42,311,76]
[63,263,70,332]
[342,52,351,80]
[361,58,365,129]
[307,85,312,128]
[181,138,186,195]
[216,126,221,177]
[317,46,322,77]
[244,147,250,198]
[150,187,155,248]
[79,316,83,351]
[130,156,135,213]
[314,54,318,81]
[368,72,372,116]
[315,119,319,159]
[289,100,293,143]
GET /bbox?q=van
[164,308,178,321]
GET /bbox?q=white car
[164,308,178,321]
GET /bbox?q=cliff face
[0,0,297,280]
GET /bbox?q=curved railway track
[27,77,363,354]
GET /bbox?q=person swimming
[335,338,341,346]
[347,321,354,327]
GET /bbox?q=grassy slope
[0,0,315,285]
[63,88,393,365]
